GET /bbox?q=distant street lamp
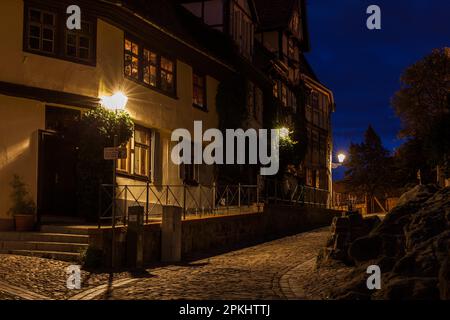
[332,152,346,169]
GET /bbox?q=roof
[253,0,298,30]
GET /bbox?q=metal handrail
[98,180,333,227]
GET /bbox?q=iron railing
[98,183,262,227]
[98,180,335,227]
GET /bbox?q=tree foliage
[392,48,450,171]
[65,107,134,221]
[344,126,394,197]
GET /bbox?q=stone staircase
[0,225,90,262]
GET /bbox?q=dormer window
[291,11,300,36]
[230,2,254,59]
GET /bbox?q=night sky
[305,0,450,180]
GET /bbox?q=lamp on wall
[100,91,128,111]
[279,127,290,140]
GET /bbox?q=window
[24,4,96,65]
[230,3,254,59]
[124,38,176,96]
[125,39,139,80]
[273,81,279,98]
[291,11,300,36]
[143,48,157,86]
[66,21,93,61]
[193,73,206,109]
[117,126,152,179]
[161,57,175,92]
[281,84,287,106]
[306,168,313,187]
[117,142,131,173]
[179,142,200,185]
[315,170,320,189]
[288,38,295,59]
[27,8,56,53]
[134,127,151,178]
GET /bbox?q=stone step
[0,249,80,262]
[39,225,91,235]
[0,241,88,253]
[0,232,89,244]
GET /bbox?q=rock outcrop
[320,185,450,300]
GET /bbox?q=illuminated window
[125,38,176,95]
[281,84,288,106]
[117,142,131,174]
[143,49,157,87]
[134,127,151,178]
[124,39,139,79]
[193,73,206,109]
[161,57,174,93]
[273,81,279,98]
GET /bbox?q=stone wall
[89,205,341,267]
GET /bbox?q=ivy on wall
[64,107,134,221]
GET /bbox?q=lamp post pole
[111,133,118,268]
[100,91,128,269]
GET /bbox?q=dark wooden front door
[38,131,78,217]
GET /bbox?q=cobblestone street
[0,227,353,300]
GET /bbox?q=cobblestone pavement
[102,227,340,300]
[0,227,353,300]
[0,254,132,300]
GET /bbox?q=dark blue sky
[305,0,450,179]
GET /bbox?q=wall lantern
[100,91,128,111]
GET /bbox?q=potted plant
[9,174,36,232]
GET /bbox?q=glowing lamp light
[337,153,346,164]
[279,127,290,140]
[100,91,128,111]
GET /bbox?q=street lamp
[100,91,128,111]
[332,152,346,169]
[337,153,346,164]
[279,127,290,140]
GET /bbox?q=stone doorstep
[0,232,89,244]
[39,225,91,235]
[0,240,88,253]
[0,250,80,262]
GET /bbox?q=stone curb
[68,278,139,300]
[0,280,53,300]
[278,258,316,300]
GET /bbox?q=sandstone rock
[348,235,383,262]
[439,257,450,299]
[363,215,381,232]
[323,186,450,300]
[382,277,440,300]
[336,291,371,300]
[395,184,439,208]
